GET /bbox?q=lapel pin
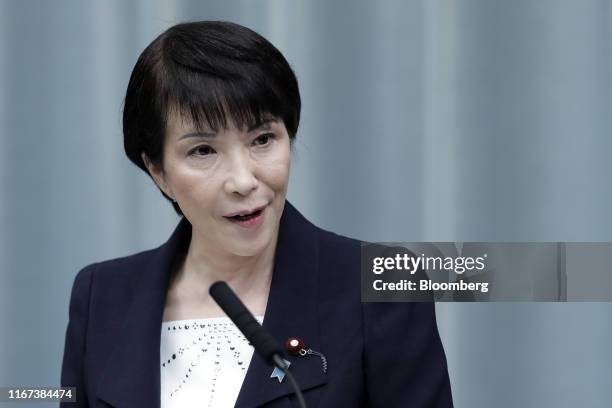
[286,337,328,374]
[270,358,291,383]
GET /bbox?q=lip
[222,204,268,218]
[223,205,266,229]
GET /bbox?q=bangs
[162,74,279,133]
[157,29,292,134]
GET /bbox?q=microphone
[209,281,283,365]
[209,281,307,408]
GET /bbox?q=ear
[141,152,175,200]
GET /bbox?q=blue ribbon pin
[270,359,291,383]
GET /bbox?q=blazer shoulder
[75,246,160,290]
[96,247,158,272]
[314,225,363,253]
[313,225,363,288]
[287,202,362,267]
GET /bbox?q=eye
[189,145,216,157]
[253,133,275,147]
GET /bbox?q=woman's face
[146,111,291,258]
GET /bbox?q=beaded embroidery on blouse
[160,317,263,408]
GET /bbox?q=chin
[230,234,272,257]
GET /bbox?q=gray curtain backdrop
[2,0,611,406]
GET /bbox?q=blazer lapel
[96,217,190,408]
[234,201,327,408]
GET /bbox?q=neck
[168,227,278,309]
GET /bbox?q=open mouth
[222,205,267,228]
[226,209,263,222]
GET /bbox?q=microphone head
[209,281,285,366]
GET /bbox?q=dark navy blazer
[61,201,453,407]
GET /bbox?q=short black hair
[122,21,301,215]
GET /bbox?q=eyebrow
[179,131,217,140]
[178,119,277,140]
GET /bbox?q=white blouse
[160,316,263,408]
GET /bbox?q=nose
[223,152,258,196]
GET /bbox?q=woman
[61,21,453,407]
